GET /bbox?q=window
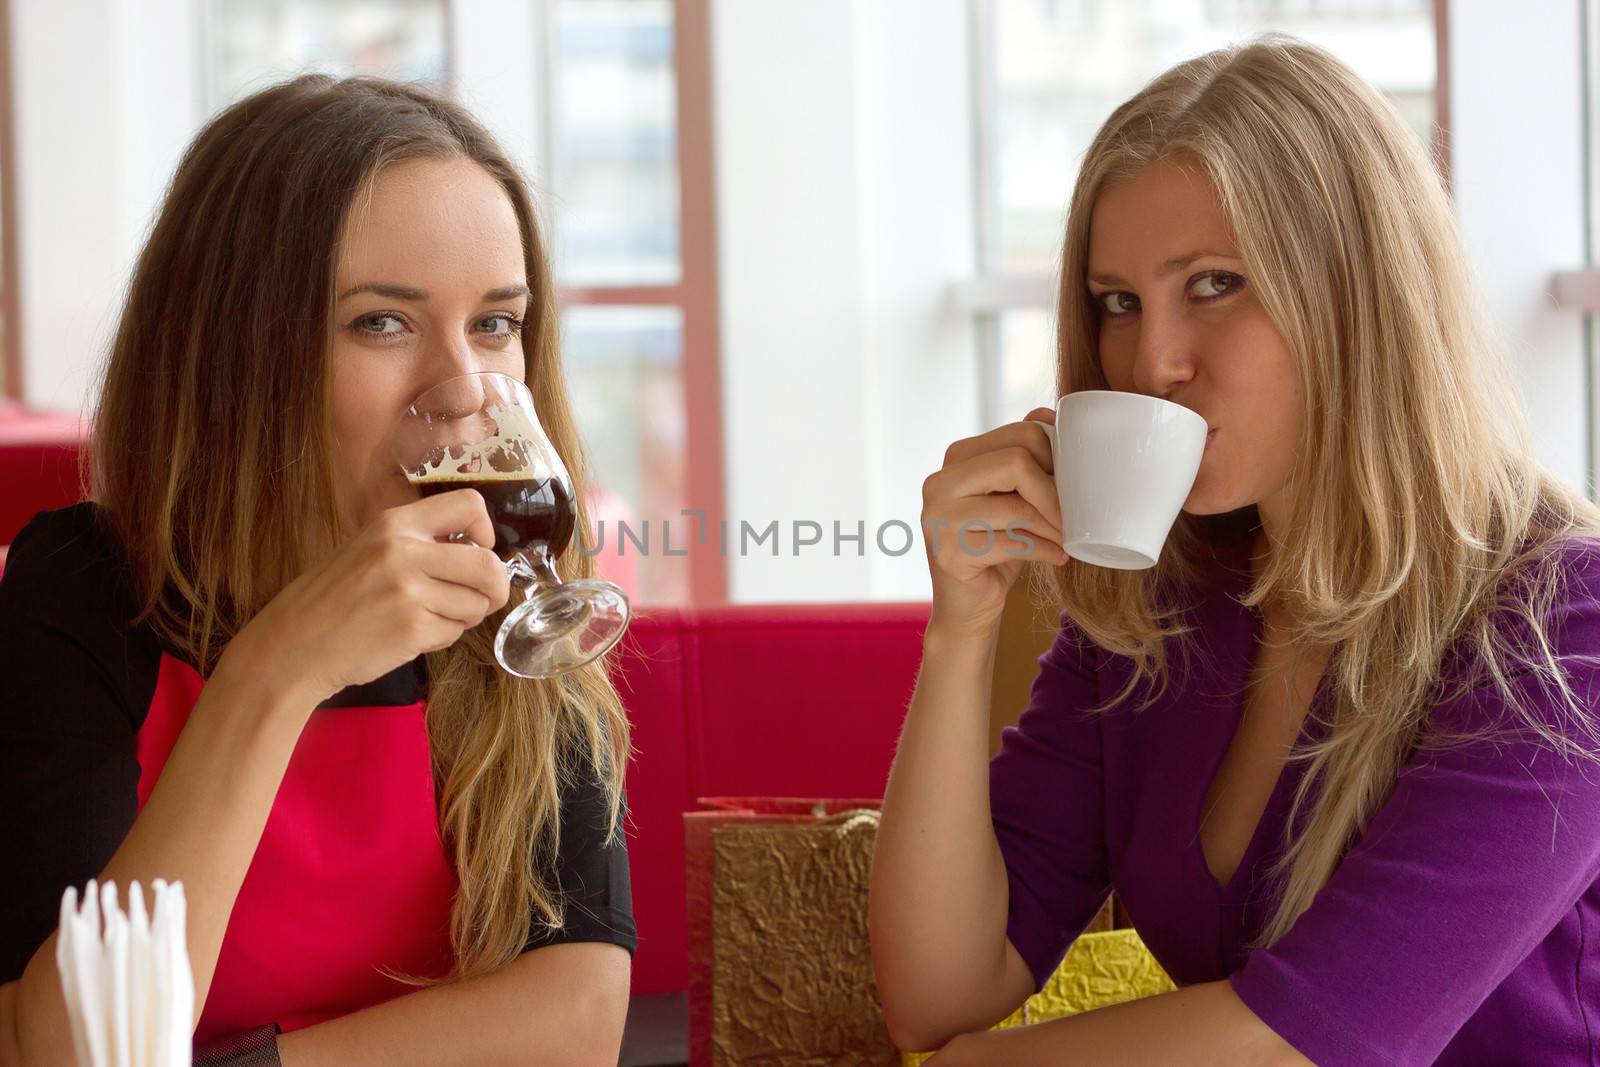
[547,0,724,604]
[967,0,1442,427]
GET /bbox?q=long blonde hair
[90,75,629,982]
[1040,34,1600,949]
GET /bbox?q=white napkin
[55,879,194,1067]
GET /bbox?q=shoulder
[1482,535,1600,658]
[0,503,134,617]
[1429,536,1600,736]
[0,503,162,728]
[1542,535,1600,617]
[1042,611,1102,666]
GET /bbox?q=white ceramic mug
[1040,391,1208,570]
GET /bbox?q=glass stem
[508,547,562,598]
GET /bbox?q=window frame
[548,0,728,604]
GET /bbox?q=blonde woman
[871,35,1600,1066]
[0,77,632,1065]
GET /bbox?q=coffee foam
[404,402,558,483]
[406,468,538,484]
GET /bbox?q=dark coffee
[414,474,575,558]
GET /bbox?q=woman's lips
[1205,427,1218,448]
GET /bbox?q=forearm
[927,980,1311,1067]
[275,943,629,1067]
[8,651,316,1067]
[870,620,1018,1041]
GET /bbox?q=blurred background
[0,0,1590,608]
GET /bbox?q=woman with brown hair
[872,34,1600,1066]
[0,76,633,1065]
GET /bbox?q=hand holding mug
[922,391,1208,638]
[921,408,1069,637]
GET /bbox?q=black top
[0,503,635,983]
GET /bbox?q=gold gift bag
[900,927,1177,1066]
[686,800,899,1067]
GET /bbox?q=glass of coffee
[392,371,630,677]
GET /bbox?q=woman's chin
[1180,487,1239,517]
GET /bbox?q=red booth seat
[614,602,928,995]
[0,407,86,546]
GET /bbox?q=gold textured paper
[710,812,899,1066]
[900,929,1176,1066]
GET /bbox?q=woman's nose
[415,371,488,421]
[432,331,483,380]
[1129,307,1197,398]
[409,333,492,417]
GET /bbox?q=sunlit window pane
[984,0,1436,273]
[549,0,681,286]
[562,305,688,604]
[205,0,446,108]
[993,308,1058,424]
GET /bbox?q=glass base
[494,578,631,678]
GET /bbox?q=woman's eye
[1190,271,1245,299]
[1097,291,1140,316]
[353,312,408,338]
[475,313,526,340]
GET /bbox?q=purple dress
[991,543,1600,1065]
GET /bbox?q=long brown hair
[91,74,630,981]
[1037,35,1600,949]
